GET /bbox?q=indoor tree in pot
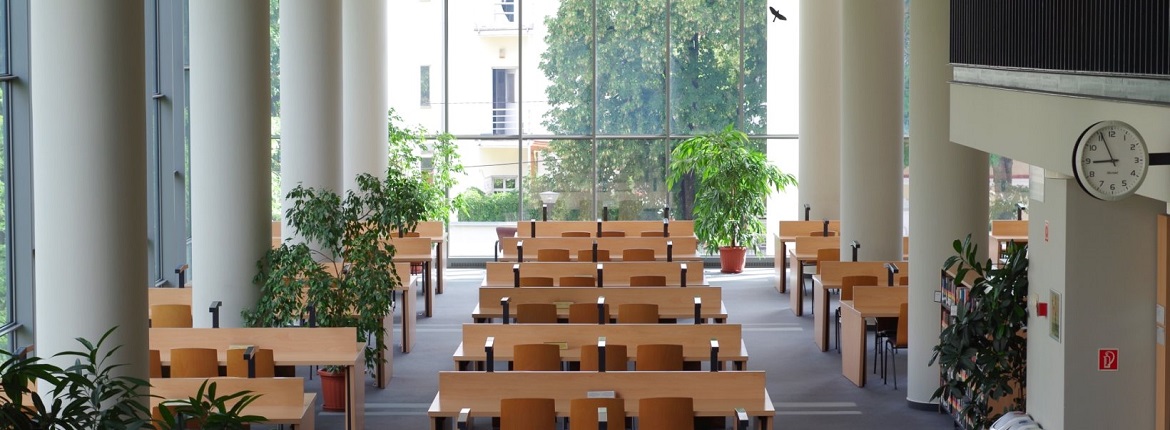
[245,168,431,409]
[667,125,797,273]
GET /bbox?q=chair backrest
[151,304,193,328]
[895,302,909,347]
[809,230,838,237]
[559,276,596,287]
[568,303,609,324]
[840,275,878,301]
[515,303,559,324]
[815,248,840,270]
[570,397,627,429]
[496,226,518,240]
[577,249,612,262]
[519,276,555,287]
[599,230,626,238]
[635,344,683,371]
[638,397,694,430]
[536,248,571,262]
[226,348,275,378]
[580,344,628,371]
[169,348,219,378]
[402,231,422,238]
[513,344,562,371]
[501,398,557,430]
[149,349,162,378]
[616,303,659,324]
[562,231,592,238]
[629,275,667,287]
[898,275,909,286]
[640,231,666,237]
[621,248,656,261]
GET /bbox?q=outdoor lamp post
[539,191,560,221]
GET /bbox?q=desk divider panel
[478,287,722,317]
[487,262,705,286]
[458,323,742,360]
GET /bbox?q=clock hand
[1092,159,1119,164]
[1098,132,1118,167]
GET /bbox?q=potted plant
[245,169,431,408]
[930,234,1028,428]
[387,108,465,226]
[667,125,797,273]
[155,380,265,430]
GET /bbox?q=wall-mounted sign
[1099,348,1119,371]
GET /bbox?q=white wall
[952,83,1169,429]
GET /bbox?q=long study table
[839,286,908,387]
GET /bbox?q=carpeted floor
[295,267,954,429]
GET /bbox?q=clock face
[1073,121,1149,201]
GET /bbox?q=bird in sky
[769,6,787,22]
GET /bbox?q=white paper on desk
[1157,304,1165,325]
[587,391,616,398]
[1159,326,1166,346]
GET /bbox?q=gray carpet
[298,267,954,429]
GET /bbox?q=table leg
[776,242,788,293]
[436,242,445,295]
[789,254,804,316]
[346,361,365,430]
[425,261,435,317]
[401,283,417,354]
[841,306,867,387]
[813,283,829,351]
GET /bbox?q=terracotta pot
[719,246,747,274]
[318,368,347,412]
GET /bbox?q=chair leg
[891,345,899,390]
[873,332,881,374]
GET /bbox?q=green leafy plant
[667,125,796,251]
[154,380,265,430]
[387,108,465,225]
[454,189,519,222]
[246,170,429,371]
[930,234,1028,429]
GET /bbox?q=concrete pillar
[906,0,988,407]
[797,0,841,220]
[342,0,389,189]
[840,0,904,260]
[190,0,271,328]
[31,0,148,378]
[281,0,342,237]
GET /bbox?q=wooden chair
[568,303,609,324]
[536,248,571,262]
[805,248,840,297]
[559,276,596,287]
[635,344,684,371]
[513,344,562,371]
[640,231,666,237]
[577,249,611,262]
[629,275,667,287]
[834,275,879,352]
[809,230,838,237]
[149,349,163,378]
[501,398,557,430]
[169,348,219,378]
[515,303,558,324]
[882,302,910,389]
[226,348,275,378]
[562,231,592,238]
[580,344,627,371]
[638,397,694,430]
[519,276,555,287]
[616,303,658,324]
[151,304,192,328]
[621,248,655,261]
[599,230,626,237]
[570,397,626,429]
[898,275,909,285]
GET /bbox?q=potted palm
[667,125,797,273]
[245,168,431,408]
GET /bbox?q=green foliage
[155,380,265,430]
[455,189,519,222]
[0,328,169,429]
[931,235,1028,429]
[246,170,430,371]
[667,125,796,251]
[386,108,465,225]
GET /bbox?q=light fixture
[539,191,560,205]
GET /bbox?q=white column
[342,0,389,189]
[190,1,271,328]
[31,0,148,378]
[907,0,988,407]
[798,0,842,220]
[281,0,343,236]
[840,0,904,261]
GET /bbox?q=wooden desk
[385,237,436,318]
[454,323,747,370]
[428,371,773,430]
[774,220,841,293]
[839,286,908,387]
[990,220,1028,263]
[148,287,192,319]
[516,220,695,238]
[393,221,448,295]
[150,377,314,429]
[473,286,727,323]
[811,261,909,351]
[499,237,700,262]
[393,262,419,354]
[787,236,839,316]
[483,261,706,287]
[149,327,365,429]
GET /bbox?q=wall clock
[1072,120,1149,201]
